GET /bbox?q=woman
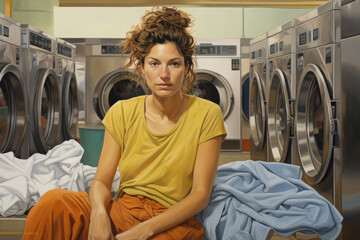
[22,7,226,240]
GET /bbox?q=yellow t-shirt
[102,95,227,208]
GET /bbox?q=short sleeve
[102,101,126,150]
[199,104,227,144]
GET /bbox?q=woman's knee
[35,189,89,211]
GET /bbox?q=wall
[2,0,311,39]
[53,7,245,39]
[11,0,58,35]
[0,0,4,14]
[244,8,310,37]
[53,7,311,39]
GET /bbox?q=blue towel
[197,160,343,240]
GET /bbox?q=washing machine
[266,20,296,164]
[340,0,360,237]
[249,34,268,161]
[294,0,341,210]
[85,38,149,126]
[0,13,26,158]
[192,39,241,151]
[21,24,61,158]
[240,38,251,152]
[56,38,79,143]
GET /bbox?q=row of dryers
[249,0,360,237]
[79,38,251,151]
[0,13,79,159]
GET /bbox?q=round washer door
[192,69,234,120]
[62,71,79,140]
[267,69,291,162]
[295,63,334,185]
[0,63,26,157]
[34,68,61,153]
[249,71,266,151]
[93,68,148,119]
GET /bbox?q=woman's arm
[115,135,223,240]
[88,129,121,240]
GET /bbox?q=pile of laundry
[0,140,120,217]
[197,160,343,240]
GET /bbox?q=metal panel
[268,24,293,59]
[340,34,360,238]
[341,0,360,39]
[294,0,340,26]
[296,44,340,99]
[295,10,340,52]
[250,34,267,63]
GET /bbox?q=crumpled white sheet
[0,139,120,217]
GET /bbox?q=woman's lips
[157,83,172,89]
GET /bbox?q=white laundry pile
[0,139,120,217]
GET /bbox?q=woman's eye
[150,62,157,66]
[171,62,180,66]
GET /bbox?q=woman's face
[141,42,187,98]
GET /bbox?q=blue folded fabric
[197,160,343,240]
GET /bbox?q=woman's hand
[88,208,114,240]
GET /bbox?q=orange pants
[22,189,204,240]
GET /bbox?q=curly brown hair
[120,7,196,93]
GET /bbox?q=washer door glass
[192,69,233,120]
[93,69,147,119]
[0,63,26,157]
[267,69,291,162]
[62,71,79,139]
[35,68,61,153]
[249,71,266,151]
[0,80,9,149]
[295,64,334,184]
[241,73,250,124]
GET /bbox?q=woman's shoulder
[111,95,146,109]
[189,95,220,110]
[106,95,146,119]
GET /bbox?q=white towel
[0,140,120,217]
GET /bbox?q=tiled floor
[218,152,320,240]
[219,151,250,165]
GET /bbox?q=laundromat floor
[219,151,250,165]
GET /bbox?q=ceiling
[59,0,328,8]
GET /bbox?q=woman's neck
[147,92,188,121]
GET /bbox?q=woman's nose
[160,65,170,80]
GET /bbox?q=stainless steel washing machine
[85,38,149,126]
[249,34,268,161]
[21,24,61,158]
[294,0,341,210]
[340,0,360,237]
[193,39,242,151]
[56,38,78,143]
[267,20,296,164]
[0,13,26,158]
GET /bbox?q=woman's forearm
[135,189,210,238]
[89,180,112,212]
